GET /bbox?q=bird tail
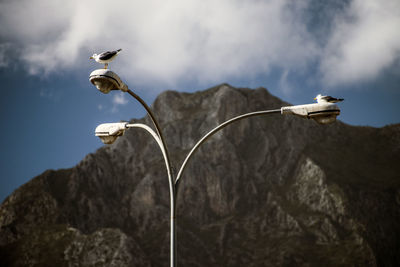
[117,49,122,53]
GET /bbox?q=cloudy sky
[1,0,399,200]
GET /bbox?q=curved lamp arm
[126,123,173,185]
[126,90,165,141]
[124,88,176,206]
[126,122,177,266]
[174,109,281,190]
[126,89,173,173]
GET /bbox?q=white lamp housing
[89,69,128,94]
[281,102,340,124]
[95,122,128,144]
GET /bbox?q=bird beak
[89,56,93,59]
[313,97,317,100]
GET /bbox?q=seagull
[90,49,122,69]
[314,94,344,103]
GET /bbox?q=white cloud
[112,92,128,106]
[110,92,128,113]
[0,0,316,85]
[320,0,400,87]
[0,43,11,67]
[279,69,293,94]
[0,0,399,90]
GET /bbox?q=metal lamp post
[89,69,342,267]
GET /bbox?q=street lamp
[95,122,128,144]
[281,102,340,124]
[90,69,343,267]
[90,69,128,93]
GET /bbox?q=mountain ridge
[1,84,399,266]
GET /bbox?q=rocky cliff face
[1,84,399,266]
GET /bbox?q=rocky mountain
[1,84,399,266]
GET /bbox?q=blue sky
[1,0,399,201]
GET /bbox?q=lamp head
[311,115,338,124]
[95,122,128,144]
[306,104,340,124]
[281,102,340,124]
[89,69,128,94]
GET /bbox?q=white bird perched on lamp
[314,94,344,103]
[90,49,122,69]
